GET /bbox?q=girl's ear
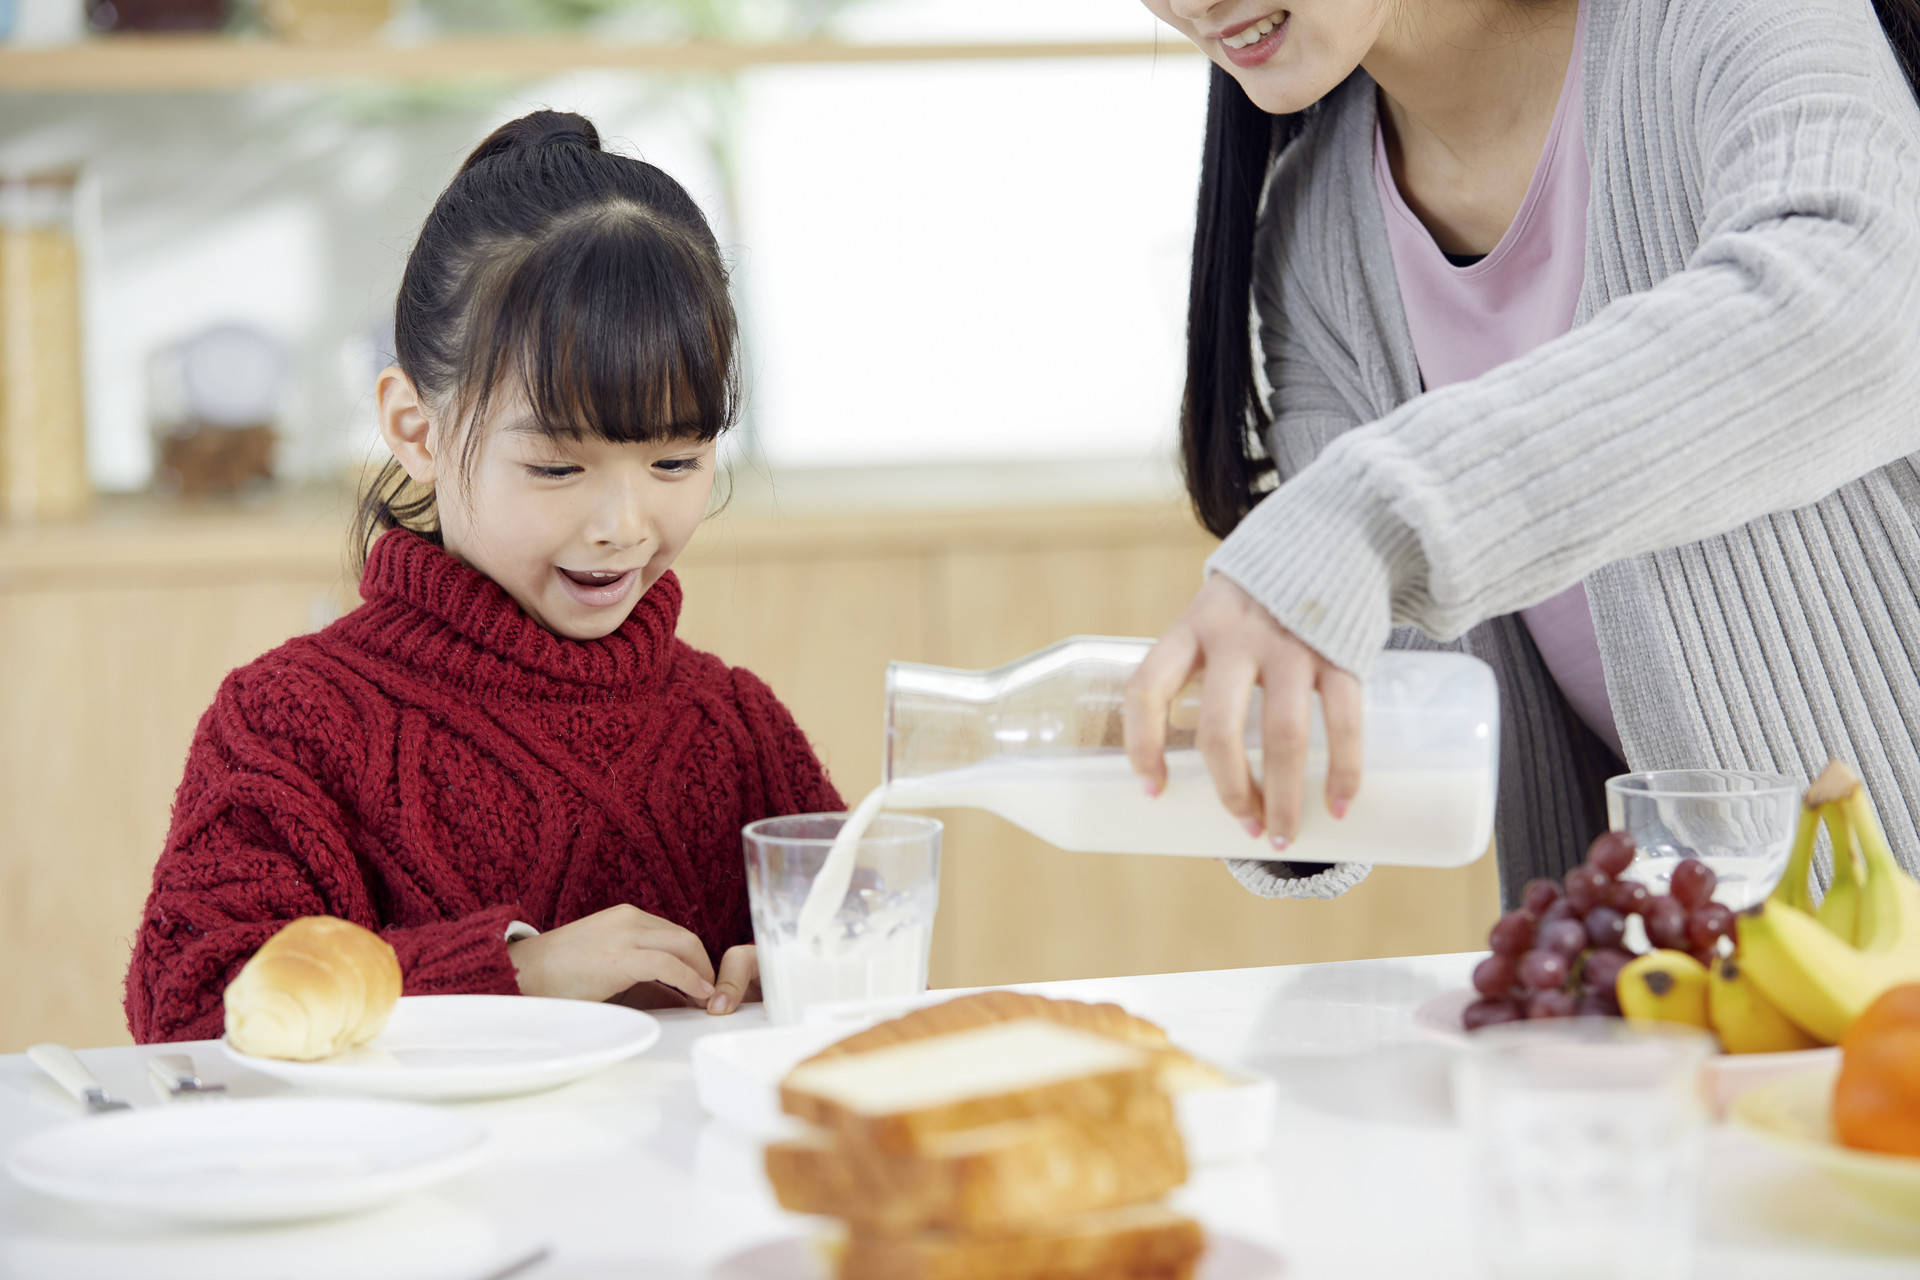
[376,365,438,485]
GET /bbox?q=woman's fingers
[1258,657,1315,848]
[1319,667,1365,822]
[1124,624,1200,797]
[708,944,758,1015]
[1198,654,1264,834]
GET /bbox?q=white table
[1,954,1915,1279]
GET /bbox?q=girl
[125,110,841,1043]
[1122,0,1920,901]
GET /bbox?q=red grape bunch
[1461,831,1734,1030]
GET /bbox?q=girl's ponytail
[460,110,602,174]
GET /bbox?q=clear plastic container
[0,169,89,522]
[883,636,1500,868]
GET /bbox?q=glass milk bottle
[883,637,1500,867]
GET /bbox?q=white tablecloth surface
[2,953,1916,1279]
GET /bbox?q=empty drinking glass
[1455,1018,1714,1280]
[1605,770,1799,909]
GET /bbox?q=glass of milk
[743,813,941,1025]
[1605,771,1799,909]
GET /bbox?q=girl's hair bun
[459,110,602,174]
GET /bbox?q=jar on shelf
[148,323,286,500]
[0,168,91,522]
[83,0,229,33]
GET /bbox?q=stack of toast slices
[766,994,1207,1280]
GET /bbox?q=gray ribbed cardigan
[1212,0,1920,903]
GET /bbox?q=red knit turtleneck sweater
[125,530,842,1044]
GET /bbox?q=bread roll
[223,916,402,1060]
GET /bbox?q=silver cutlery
[26,1043,131,1114]
[148,1052,227,1101]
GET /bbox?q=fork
[148,1052,227,1101]
[26,1044,132,1114]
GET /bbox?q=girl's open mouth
[556,567,638,608]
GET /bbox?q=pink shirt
[1372,0,1622,760]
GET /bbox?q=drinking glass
[743,813,941,1025]
[1605,770,1798,909]
[1455,1018,1713,1280]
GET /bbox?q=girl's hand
[508,904,716,1006]
[706,944,759,1016]
[1123,575,1364,853]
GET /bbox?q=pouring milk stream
[795,638,1500,948]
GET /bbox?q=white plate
[1411,987,1840,1116]
[707,1231,1284,1279]
[222,994,661,1100]
[5,1096,486,1225]
[691,1021,1278,1165]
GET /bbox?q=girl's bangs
[468,215,739,446]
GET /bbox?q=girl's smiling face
[381,370,717,641]
[1141,1,1391,114]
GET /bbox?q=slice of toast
[779,1019,1161,1156]
[835,1202,1207,1280]
[801,990,1229,1091]
[765,1090,1186,1231]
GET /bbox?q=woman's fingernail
[1242,817,1264,838]
[1270,834,1291,852]
[707,992,733,1015]
[1330,799,1349,821]
[1141,776,1162,799]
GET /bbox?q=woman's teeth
[1222,11,1285,49]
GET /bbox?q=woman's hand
[508,904,716,1007]
[1123,575,1364,853]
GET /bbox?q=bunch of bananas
[1618,760,1920,1050]
[1738,760,1920,1044]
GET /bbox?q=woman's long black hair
[353,109,740,569]
[1180,0,1920,541]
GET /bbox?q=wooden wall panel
[0,574,348,1050]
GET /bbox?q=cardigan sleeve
[1207,0,1920,678]
[124,665,526,1044]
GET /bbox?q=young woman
[1122,0,1920,901]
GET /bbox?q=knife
[26,1044,132,1114]
[148,1052,227,1100]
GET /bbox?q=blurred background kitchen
[0,0,1497,1051]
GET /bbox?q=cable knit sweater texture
[125,530,842,1044]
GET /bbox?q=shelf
[0,461,1204,584]
[0,33,1197,92]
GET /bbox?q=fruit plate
[691,1021,1277,1165]
[1732,1067,1920,1221]
[1412,988,1839,1116]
